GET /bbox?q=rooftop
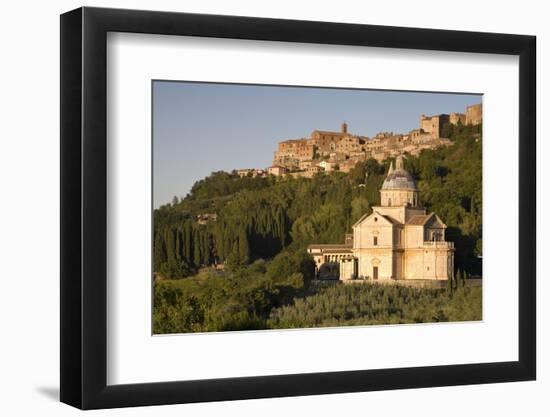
[406,214,432,226]
[312,129,346,136]
[381,214,401,225]
[307,243,353,250]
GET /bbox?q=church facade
[307,156,455,281]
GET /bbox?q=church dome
[381,156,417,190]
[382,169,417,190]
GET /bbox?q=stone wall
[380,188,418,207]
[419,113,450,137]
[402,248,451,280]
[355,248,394,280]
[466,103,482,125]
[450,112,466,125]
[273,138,314,166]
[342,279,482,289]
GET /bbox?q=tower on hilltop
[341,122,348,134]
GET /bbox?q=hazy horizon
[153,81,481,208]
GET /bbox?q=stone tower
[341,122,348,134]
[465,103,482,125]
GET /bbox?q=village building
[267,165,289,176]
[465,103,483,125]
[298,159,314,170]
[272,138,315,167]
[236,168,266,178]
[304,165,323,177]
[311,123,349,155]
[236,168,253,178]
[317,160,336,172]
[450,112,466,125]
[335,135,365,153]
[308,156,455,281]
[419,113,450,138]
[409,128,434,143]
[349,150,367,159]
[196,213,218,225]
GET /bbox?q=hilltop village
[236,103,482,179]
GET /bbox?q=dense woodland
[153,122,482,333]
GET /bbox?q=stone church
[307,156,455,281]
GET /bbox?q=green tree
[351,196,370,224]
[475,238,483,257]
[455,269,462,291]
[238,229,250,264]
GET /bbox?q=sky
[153,81,481,207]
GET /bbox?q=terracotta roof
[406,213,433,226]
[381,214,401,225]
[312,130,346,136]
[320,248,353,254]
[352,211,401,228]
[279,138,310,144]
[307,243,352,250]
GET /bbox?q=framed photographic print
[60,6,536,409]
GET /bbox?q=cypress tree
[193,228,202,267]
[238,229,250,264]
[153,232,166,272]
[166,228,176,262]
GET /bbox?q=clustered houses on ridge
[235,103,481,179]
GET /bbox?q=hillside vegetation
[154,262,481,334]
[268,283,482,329]
[153,123,482,334]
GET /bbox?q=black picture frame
[60,6,536,410]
